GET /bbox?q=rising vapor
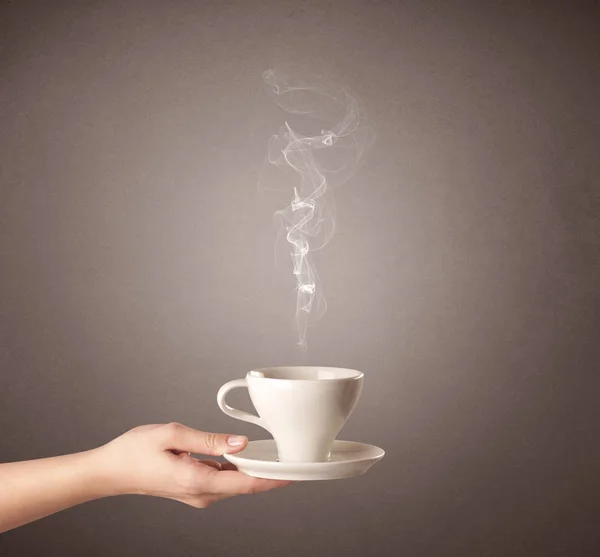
[262,68,374,350]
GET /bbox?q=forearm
[0,449,117,533]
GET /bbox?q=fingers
[220,462,238,472]
[170,449,190,456]
[160,422,248,456]
[172,450,226,471]
[206,469,292,496]
[194,471,291,510]
[196,459,222,471]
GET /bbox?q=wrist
[82,446,131,498]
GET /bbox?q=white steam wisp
[262,69,374,350]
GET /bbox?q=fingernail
[227,435,247,446]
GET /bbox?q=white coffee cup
[217,366,364,463]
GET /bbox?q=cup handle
[217,379,269,432]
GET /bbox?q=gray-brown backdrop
[1,1,599,556]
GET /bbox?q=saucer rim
[223,439,385,468]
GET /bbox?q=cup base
[275,457,332,463]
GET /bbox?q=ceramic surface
[223,439,385,481]
[217,366,364,463]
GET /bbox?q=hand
[95,422,291,508]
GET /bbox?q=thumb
[160,422,248,456]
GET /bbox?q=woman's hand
[0,423,291,532]
[95,423,291,508]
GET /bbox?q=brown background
[1,1,599,555]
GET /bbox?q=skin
[0,422,291,533]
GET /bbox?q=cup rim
[247,366,364,382]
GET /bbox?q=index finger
[207,469,292,496]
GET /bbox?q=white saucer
[223,440,385,481]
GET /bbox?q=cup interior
[249,366,363,381]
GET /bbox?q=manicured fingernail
[227,435,247,446]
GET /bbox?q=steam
[262,68,374,351]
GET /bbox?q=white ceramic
[217,366,364,463]
[223,439,385,481]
